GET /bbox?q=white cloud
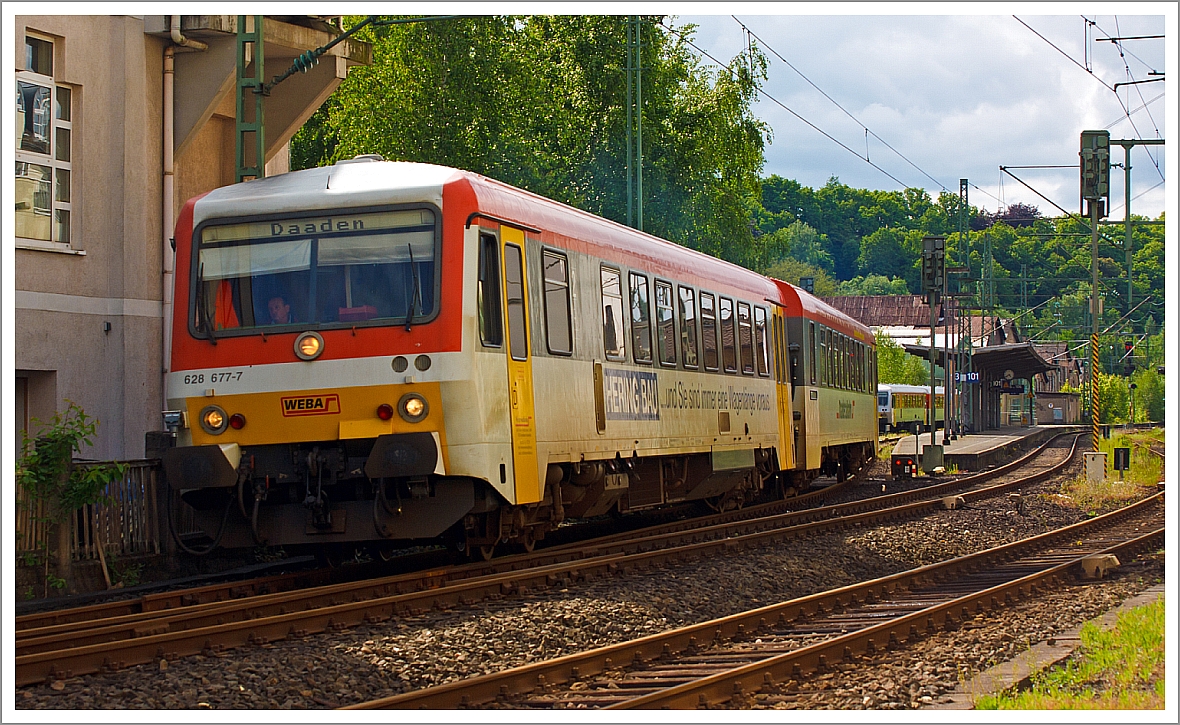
[676,10,1169,217]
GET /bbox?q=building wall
[14,16,166,459]
[15,15,350,459]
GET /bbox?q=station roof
[902,341,1058,381]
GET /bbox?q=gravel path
[18,463,1158,711]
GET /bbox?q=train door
[772,309,794,469]
[500,226,541,504]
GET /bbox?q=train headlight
[398,393,429,423]
[294,331,324,361]
[199,405,229,435]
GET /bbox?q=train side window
[842,335,850,389]
[601,266,626,360]
[754,306,770,377]
[854,341,861,391]
[859,342,866,392]
[477,233,502,347]
[818,327,827,387]
[737,302,755,375]
[655,280,676,367]
[629,272,652,364]
[700,292,719,371]
[504,243,527,361]
[720,297,737,373]
[841,335,849,389]
[542,250,572,355]
[827,329,835,387]
[836,334,844,389]
[809,322,817,385]
[771,315,782,382]
[678,285,699,369]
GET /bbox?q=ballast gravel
[19,469,1161,710]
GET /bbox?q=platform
[891,425,1084,472]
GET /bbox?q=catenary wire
[657,19,914,190]
[733,16,951,193]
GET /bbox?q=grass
[1047,428,1163,514]
[976,597,1165,709]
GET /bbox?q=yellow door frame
[500,226,541,504]
[772,308,795,470]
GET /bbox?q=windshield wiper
[197,263,218,346]
[404,243,422,332]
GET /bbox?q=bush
[16,402,124,596]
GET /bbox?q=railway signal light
[1079,130,1110,215]
[921,236,945,305]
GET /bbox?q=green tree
[763,258,837,297]
[756,220,832,273]
[1130,368,1164,423]
[837,274,910,296]
[293,15,768,266]
[1094,372,1129,424]
[876,330,928,384]
[856,227,911,279]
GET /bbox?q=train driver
[268,295,293,325]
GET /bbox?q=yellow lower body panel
[185,383,447,456]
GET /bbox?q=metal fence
[16,459,168,561]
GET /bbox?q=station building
[823,295,1066,431]
[13,15,370,458]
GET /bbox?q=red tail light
[229,413,246,430]
[377,404,394,421]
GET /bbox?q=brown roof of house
[821,295,939,327]
[822,295,1027,345]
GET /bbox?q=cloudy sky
[673,7,1171,219]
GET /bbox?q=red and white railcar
[162,158,876,557]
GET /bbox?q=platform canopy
[903,341,1058,380]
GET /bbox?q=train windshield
[193,208,437,334]
[878,392,889,407]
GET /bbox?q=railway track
[13,432,1084,687]
[14,461,859,632]
[13,428,1069,631]
[343,492,1163,709]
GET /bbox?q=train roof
[191,158,812,306]
[773,279,873,342]
[457,167,780,301]
[878,384,945,394]
[192,158,460,226]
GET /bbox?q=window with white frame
[15,32,72,248]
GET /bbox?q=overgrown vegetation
[16,402,125,596]
[977,597,1165,709]
[1047,430,1162,515]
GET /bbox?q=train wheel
[515,531,537,554]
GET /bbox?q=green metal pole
[236,15,265,182]
[635,15,643,233]
[625,18,633,228]
[1124,144,1132,315]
